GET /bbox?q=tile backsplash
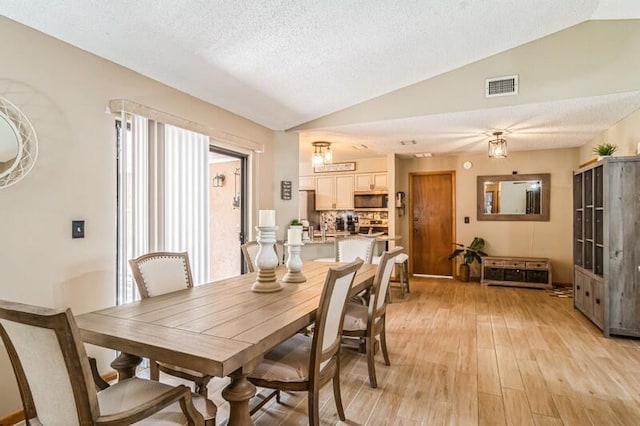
[319,210,389,232]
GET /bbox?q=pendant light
[311,141,332,166]
[488,131,507,158]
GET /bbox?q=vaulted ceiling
[2,1,640,160]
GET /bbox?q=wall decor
[477,173,551,221]
[0,96,38,188]
[313,161,356,173]
[280,180,292,200]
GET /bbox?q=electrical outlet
[72,220,85,238]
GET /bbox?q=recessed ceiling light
[352,144,368,150]
[414,153,433,158]
[400,140,416,145]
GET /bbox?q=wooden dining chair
[335,235,376,263]
[129,251,213,397]
[333,235,377,304]
[240,240,260,272]
[342,247,403,388]
[0,299,216,425]
[248,258,364,426]
[372,246,411,298]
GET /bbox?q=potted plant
[593,143,617,160]
[290,219,302,229]
[448,237,487,282]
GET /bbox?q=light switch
[72,220,85,239]
[464,216,470,224]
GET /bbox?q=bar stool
[372,247,410,298]
[394,251,410,298]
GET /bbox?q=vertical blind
[117,114,210,305]
[163,124,210,284]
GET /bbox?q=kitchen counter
[296,233,401,260]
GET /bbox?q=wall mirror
[0,96,38,188]
[477,173,551,221]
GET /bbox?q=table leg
[110,353,142,381]
[222,370,257,425]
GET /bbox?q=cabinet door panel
[315,176,335,210]
[335,175,354,209]
[355,174,372,191]
[299,176,315,190]
[373,173,387,190]
[591,278,605,328]
[574,270,587,313]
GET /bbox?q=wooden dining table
[75,260,376,425]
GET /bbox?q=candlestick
[251,225,283,293]
[258,210,275,227]
[282,242,306,283]
[288,228,302,245]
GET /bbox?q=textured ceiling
[298,91,640,160]
[2,0,640,158]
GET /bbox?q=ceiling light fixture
[488,131,507,158]
[311,141,332,166]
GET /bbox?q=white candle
[258,210,275,227]
[288,228,302,245]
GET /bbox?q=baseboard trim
[0,410,24,426]
[0,370,117,425]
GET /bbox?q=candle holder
[251,225,283,293]
[282,242,306,283]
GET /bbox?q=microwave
[353,191,388,211]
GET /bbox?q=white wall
[274,131,301,242]
[395,148,579,283]
[579,107,640,163]
[0,17,274,418]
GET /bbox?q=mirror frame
[0,96,38,189]
[477,173,551,221]
[0,110,22,178]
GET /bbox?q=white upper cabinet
[315,175,354,210]
[355,173,387,191]
[299,175,315,190]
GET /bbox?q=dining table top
[75,261,377,379]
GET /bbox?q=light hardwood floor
[156,277,640,425]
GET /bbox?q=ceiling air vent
[485,75,518,98]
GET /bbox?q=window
[116,115,209,304]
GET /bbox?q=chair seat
[372,253,408,265]
[98,377,216,425]
[249,334,312,383]
[342,303,368,331]
[157,361,209,379]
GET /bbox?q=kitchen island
[296,232,400,260]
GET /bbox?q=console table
[481,256,552,289]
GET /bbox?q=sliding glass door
[208,146,248,279]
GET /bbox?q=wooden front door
[410,172,455,276]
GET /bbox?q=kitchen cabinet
[573,156,640,337]
[299,175,315,191]
[355,173,387,191]
[315,175,354,210]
